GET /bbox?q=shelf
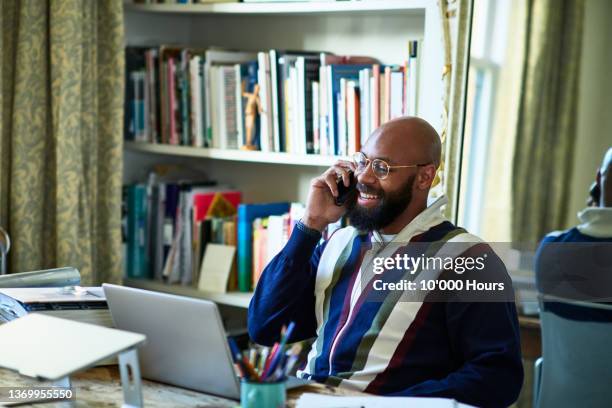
[125,141,346,167]
[124,278,253,308]
[124,0,429,16]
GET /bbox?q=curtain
[512,0,584,243]
[438,0,473,222]
[0,0,124,285]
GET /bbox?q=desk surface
[0,365,366,407]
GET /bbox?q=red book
[192,190,242,221]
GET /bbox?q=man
[536,148,612,307]
[249,117,523,407]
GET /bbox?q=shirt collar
[576,207,612,238]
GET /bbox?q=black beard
[346,175,415,232]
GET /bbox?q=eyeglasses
[352,151,431,180]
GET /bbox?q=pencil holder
[240,379,286,408]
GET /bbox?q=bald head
[368,117,442,169]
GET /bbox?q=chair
[533,296,612,408]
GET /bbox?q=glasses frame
[352,152,431,180]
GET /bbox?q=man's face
[347,173,416,231]
[346,131,422,232]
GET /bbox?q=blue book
[127,184,149,279]
[237,202,290,292]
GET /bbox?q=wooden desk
[0,366,366,407]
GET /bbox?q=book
[372,64,381,129]
[257,52,274,152]
[237,202,290,292]
[127,184,149,279]
[407,40,421,116]
[297,56,321,154]
[0,287,112,330]
[346,81,360,155]
[390,67,404,120]
[326,64,373,156]
[272,50,321,152]
[193,190,241,221]
[240,60,260,149]
[204,49,258,147]
[125,47,147,141]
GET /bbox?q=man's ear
[416,165,436,190]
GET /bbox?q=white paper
[198,243,236,293]
[295,393,475,408]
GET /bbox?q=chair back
[537,296,612,408]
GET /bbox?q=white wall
[565,0,612,227]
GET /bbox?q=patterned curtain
[512,0,584,243]
[438,0,473,222]
[0,0,124,284]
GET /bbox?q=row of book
[125,42,421,156]
[123,177,342,292]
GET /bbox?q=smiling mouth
[358,192,381,200]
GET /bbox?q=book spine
[408,40,420,116]
[127,185,148,279]
[223,66,238,150]
[390,70,404,120]
[290,67,300,154]
[318,66,328,156]
[180,52,190,146]
[283,77,292,153]
[269,50,282,152]
[146,50,158,143]
[296,57,307,155]
[372,64,380,130]
[237,206,253,292]
[235,64,244,150]
[199,59,207,147]
[257,52,270,152]
[338,78,347,156]
[312,81,320,155]
[218,67,228,149]
[190,56,201,147]
[384,65,391,123]
[326,66,336,155]
[168,58,178,145]
[346,81,356,155]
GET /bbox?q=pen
[258,347,269,373]
[262,321,296,380]
[241,355,261,381]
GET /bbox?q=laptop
[102,284,309,400]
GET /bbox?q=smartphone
[335,171,357,206]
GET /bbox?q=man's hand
[302,160,355,232]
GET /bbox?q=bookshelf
[124,0,430,15]
[125,141,346,166]
[122,0,446,304]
